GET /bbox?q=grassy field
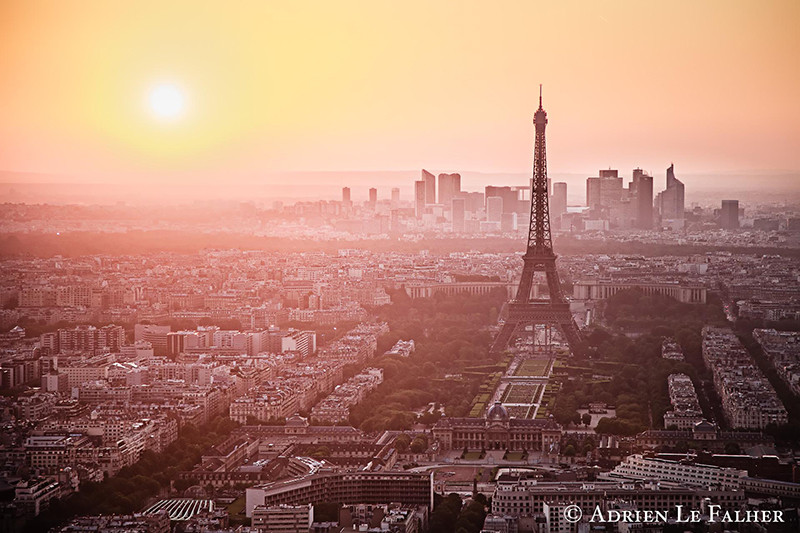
[504,451,526,460]
[462,451,484,460]
[501,383,541,403]
[505,405,530,418]
[514,358,552,377]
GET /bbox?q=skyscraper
[451,198,465,233]
[632,168,653,229]
[658,164,685,222]
[485,186,522,214]
[551,182,567,229]
[438,173,461,208]
[586,170,622,212]
[368,187,377,205]
[486,196,503,222]
[421,169,436,205]
[342,187,351,204]
[720,200,739,229]
[500,212,517,232]
[414,180,426,219]
[391,187,400,206]
[586,177,601,210]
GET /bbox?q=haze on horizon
[1,0,799,192]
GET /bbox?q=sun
[147,83,185,121]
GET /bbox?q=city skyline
[1,1,799,191]
[2,3,800,532]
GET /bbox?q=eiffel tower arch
[490,87,584,357]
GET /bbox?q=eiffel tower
[490,87,584,356]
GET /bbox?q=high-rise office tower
[486,196,503,222]
[451,198,466,233]
[438,173,461,208]
[421,169,436,204]
[632,168,653,229]
[368,187,377,205]
[586,178,601,210]
[500,212,518,232]
[414,180,426,219]
[551,182,567,229]
[485,186,524,214]
[586,170,622,212]
[658,164,685,221]
[720,200,739,229]
[391,187,400,206]
[599,169,618,179]
[586,169,625,227]
[342,187,351,204]
[464,192,485,213]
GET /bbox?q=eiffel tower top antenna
[527,84,552,257]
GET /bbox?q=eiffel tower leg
[557,318,584,357]
[491,321,518,355]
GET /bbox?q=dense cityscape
[3,2,800,533]
[2,147,800,533]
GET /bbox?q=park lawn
[503,383,541,403]
[504,451,526,461]
[514,358,552,376]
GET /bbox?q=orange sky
[1,0,799,187]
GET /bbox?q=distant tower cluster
[413,169,469,228]
[582,163,686,231]
[409,165,540,232]
[585,168,653,229]
[334,110,694,237]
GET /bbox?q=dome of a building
[486,401,509,421]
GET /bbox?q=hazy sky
[1,0,799,187]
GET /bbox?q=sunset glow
[0,0,798,188]
[2,4,800,527]
[147,84,185,121]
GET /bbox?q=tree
[430,493,463,533]
[581,413,592,426]
[310,446,330,459]
[394,434,411,453]
[410,435,428,453]
[724,442,741,455]
[2,295,18,310]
